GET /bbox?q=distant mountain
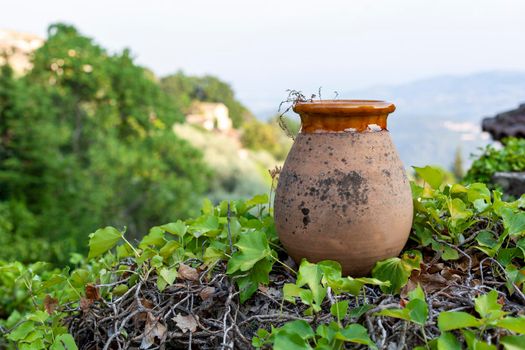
[346,71,525,169]
[254,71,525,170]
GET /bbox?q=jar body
[274,129,413,276]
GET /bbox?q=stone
[492,172,525,198]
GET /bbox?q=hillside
[173,124,279,202]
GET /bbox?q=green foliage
[1,195,278,347]
[0,200,74,263]
[0,24,211,261]
[411,168,525,297]
[376,285,428,326]
[464,137,525,185]
[437,290,525,333]
[240,118,293,161]
[252,320,377,350]
[283,260,387,314]
[452,146,465,180]
[160,71,252,128]
[436,290,525,349]
[174,123,274,202]
[371,250,421,294]
[87,226,125,259]
[3,184,525,348]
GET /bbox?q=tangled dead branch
[65,238,524,349]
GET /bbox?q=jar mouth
[293,99,395,116]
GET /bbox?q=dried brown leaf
[199,286,216,300]
[173,313,198,333]
[85,283,100,301]
[44,295,59,315]
[178,263,199,281]
[140,312,167,349]
[79,297,92,312]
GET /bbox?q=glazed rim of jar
[293,99,395,116]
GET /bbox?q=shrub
[464,137,525,185]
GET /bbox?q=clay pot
[274,100,413,276]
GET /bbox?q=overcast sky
[2,0,525,113]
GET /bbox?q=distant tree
[0,24,211,260]
[452,146,464,180]
[160,72,253,128]
[240,118,294,161]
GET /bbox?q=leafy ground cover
[1,167,525,349]
[464,137,525,185]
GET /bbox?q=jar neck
[299,113,389,133]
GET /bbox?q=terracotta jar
[274,100,413,276]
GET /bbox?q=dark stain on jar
[308,170,369,207]
[299,207,310,227]
[336,170,369,205]
[303,215,311,227]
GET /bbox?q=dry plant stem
[67,241,525,350]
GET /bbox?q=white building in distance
[186,102,232,132]
[0,30,44,73]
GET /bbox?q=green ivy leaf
[437,332,461,350]
[501,208,525,236]
[447,198,473,222]
[467,183,491,204]
[407,298,428,326]
[190,215,220,237]
[273,332,312,350]
[201,198,214,215]
[245,194,269,208]
[159,241,181,259]
[413,166,445,189]
[474,290,505,319]
[27,310,49,323]
[496,248,522,266]
[463,330,497,350]
[315,322,338,343]
[295,260,327,312]
[283,283,303,304]
[150,255,163,269]
[226,231,271,274]
[239,257,274,303]
[50,334,78,350]
[438,311,482,331]
[330,300,349,322]
[377,285,427,326]
[161,220,187,237]
[88,226,122,259]
[278,320,315,340]
[496,316,525,334]
[158,267,177,285]
[376,308,410,322]
[476,231,498,248]
[112,284,129,296]
[372,252,420,294]
[441,245,460,261]
[335,324,377,349]
[203,242,226,266]
[7,321,34,341]
[500,335,525,350]
[348,304,375,319]
[516,238,525,259]
[138,227,165,248]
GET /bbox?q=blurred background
[1,0,525,262]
